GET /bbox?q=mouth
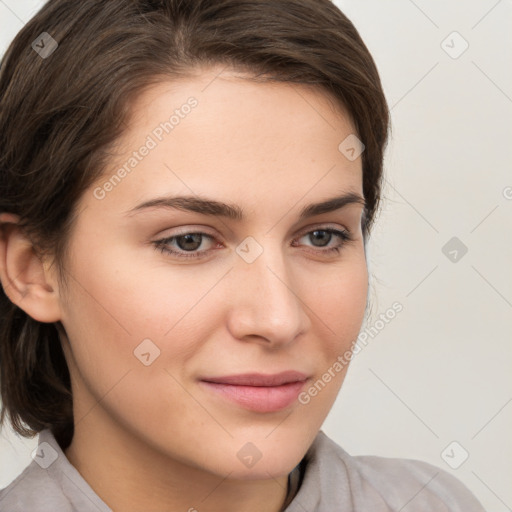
[199,371,309,413]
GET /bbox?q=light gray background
[0,1,511,511]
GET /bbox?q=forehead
[123,66,358,155]
[84,68,363,217]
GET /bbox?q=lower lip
[199,380,307,413]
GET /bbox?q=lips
[200,370,309,387]
[199,371,309,413]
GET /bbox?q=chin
[182,435,305,482]
[224,457,299,481]
[229,440,306,480]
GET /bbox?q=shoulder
[347,452,485,511]
[308,431,486,511]
[0,429,111,512]
[0,460,74,512]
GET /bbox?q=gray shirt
[0,429,486,511]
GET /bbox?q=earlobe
[0,212,62,323]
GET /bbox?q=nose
[225,241,311,348]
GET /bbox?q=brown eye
[153,232,216,259]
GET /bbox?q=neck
[65,412,291,512]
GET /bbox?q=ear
[0,212,62,323]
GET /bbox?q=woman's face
[56,66,368,479]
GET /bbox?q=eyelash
[152,227,354,260]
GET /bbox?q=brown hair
[0,0,390,449]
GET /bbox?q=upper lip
[200,371,309,387]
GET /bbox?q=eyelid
[295,222,351,237]
[164,225,216,236]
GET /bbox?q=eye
[292,227,353,256]
[153,231,217,259]
[152,226,354,260]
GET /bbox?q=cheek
[294,258,368,425]
[58,250,220,437]
[58,243,233,420]
[310,252,368,351]
[62,242,221,349]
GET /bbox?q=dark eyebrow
[124,192,365,221]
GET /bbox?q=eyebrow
[124,191,366,221]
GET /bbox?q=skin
[0,66,368,512]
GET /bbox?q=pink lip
[199,371,309,413]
